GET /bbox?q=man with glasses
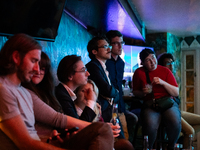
[86,36,134,150]
[55,55,97,122]
[157,52,174,73]
[106,30,138,140]
[86,36,119,123]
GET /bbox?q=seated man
[0,33,114,150]
[55,55,96,122]
[55,54,132,150]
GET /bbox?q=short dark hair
[106,30,122,43]
[0,33,42,75]
[87,36,108,60]
[139,48,155,63]
[57,55,81,83]
[157,53,174,66]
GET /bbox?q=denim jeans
[141,102,181,149]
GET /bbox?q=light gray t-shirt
[0,76,67,149]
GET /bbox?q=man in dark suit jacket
[55,55,96,122]
[86,36,135,150]
[86,36,119,123]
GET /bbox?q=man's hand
[107,123,121,138]
[47,128,78,145]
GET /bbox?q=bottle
[143,135,149,150]
[188,134,194,150]
[110,104,119,125]
[174,143,179,150]
[179,144,183,150]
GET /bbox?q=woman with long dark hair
[25,51,62,112]
[22,51,63,141]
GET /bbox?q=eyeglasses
[111,41,125,46]
[75,67,87,73]
[98,45,112,49]
[166,62,174,66]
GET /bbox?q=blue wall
[40,12,93,81]
[0,12,93,82]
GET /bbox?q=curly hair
[157,53,174,66]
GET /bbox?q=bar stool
[153,123,168,150]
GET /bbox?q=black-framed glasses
[75,67,87,73]
[166,62,174,66]
[98,45,112,49]
[111,41,125,46]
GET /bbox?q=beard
[16,64,33,83]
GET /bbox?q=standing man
[106,30,138,140]
[86,36,119,123]
[0,33,114,150]
[86,36,135,150]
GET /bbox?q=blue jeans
[141,102,181,149]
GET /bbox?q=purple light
[106,0,144,41]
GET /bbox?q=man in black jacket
[55,55,96,122]
[86,36,135,150]
[86,36,119,123]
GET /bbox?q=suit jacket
[55,83,96,122]
[86,58,119,122]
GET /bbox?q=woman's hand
[142,87,150,95]
[152,77,179,96]
[84,87,97,102]
[152,77,165,85]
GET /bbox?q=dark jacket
[55,83,96,122]
[86,58,119,122]
[106,56,125,113]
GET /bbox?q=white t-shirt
[0,76,67,149]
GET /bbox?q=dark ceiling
[64,0,145,44]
